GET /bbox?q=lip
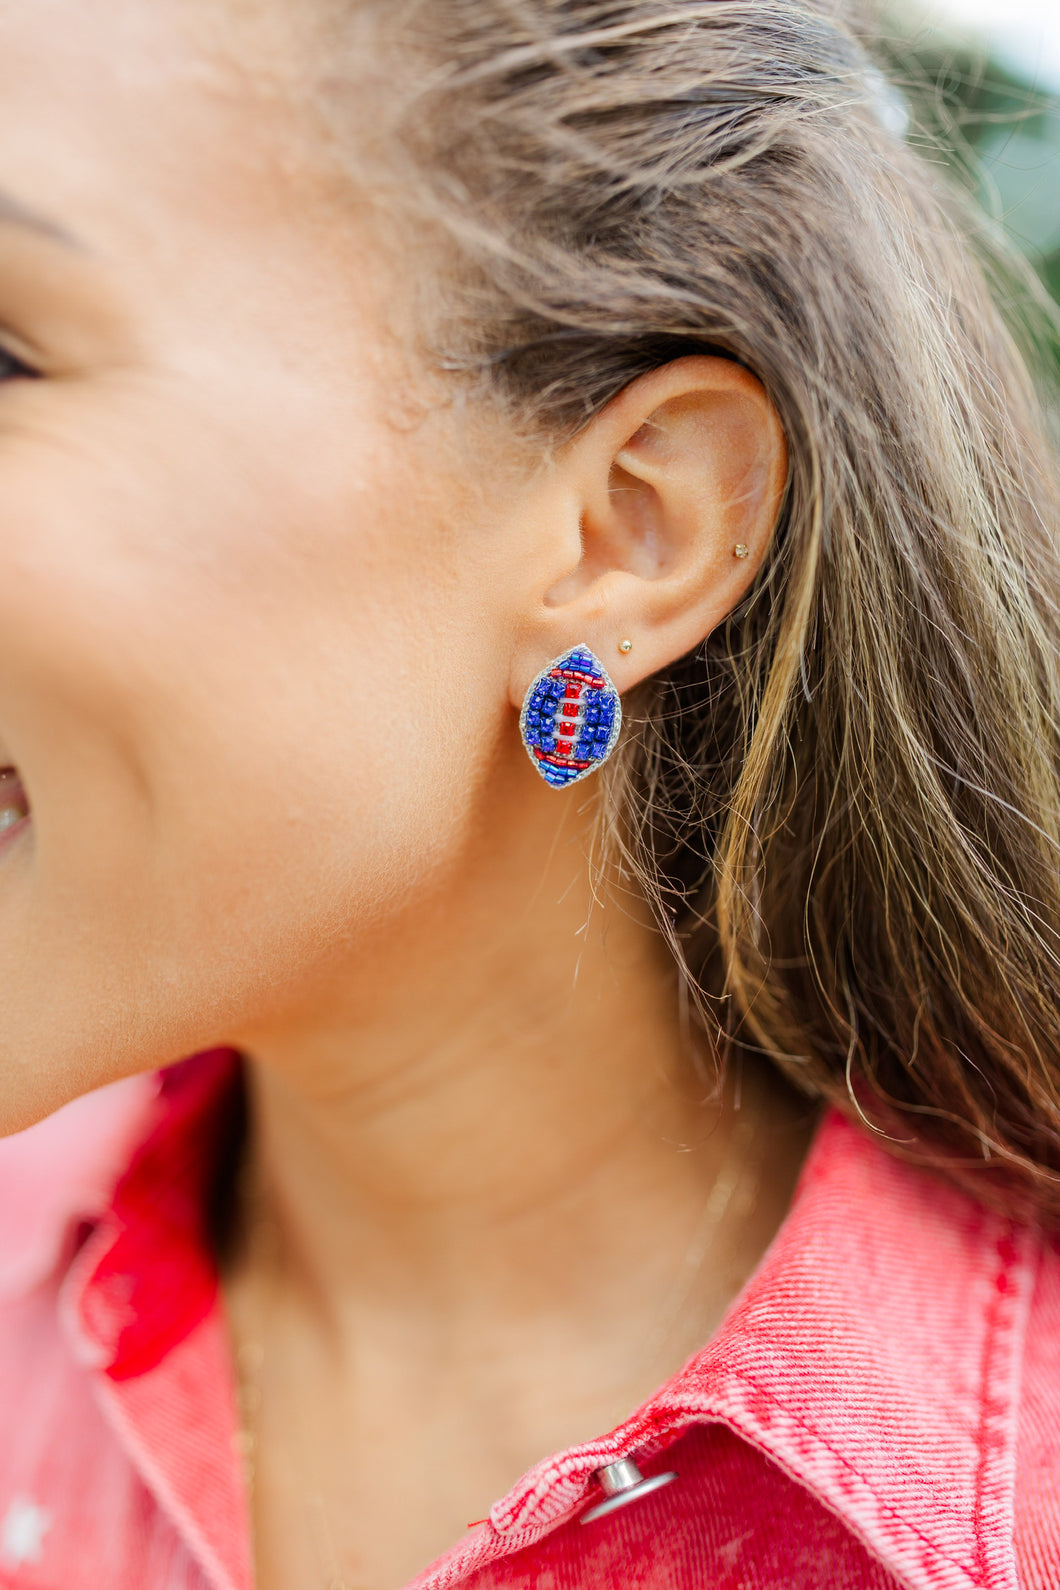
[0,769,30,858]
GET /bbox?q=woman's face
[0,0,524,1128]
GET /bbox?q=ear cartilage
[733,543,750,559]
[520,646,622,789]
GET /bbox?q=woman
[0,0,1057,1586]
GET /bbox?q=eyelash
[0,344,37,382]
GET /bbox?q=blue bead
[522,649,621,787]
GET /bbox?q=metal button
[579,1459,678,1524]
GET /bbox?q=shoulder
[0,1073,159,1300]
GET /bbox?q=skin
[0,2,813,1586]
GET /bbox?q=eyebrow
[0,188,83,250]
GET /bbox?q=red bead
[565,683,579,700]
[555,742,571,757]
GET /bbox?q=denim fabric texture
[0,1050,1056,1590]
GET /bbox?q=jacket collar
[0,1069,160,1300]
[0,1052,1038,1590]
[486,1110,1037,1590]
[0,1055,250,1590]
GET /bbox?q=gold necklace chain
[232,1171,365,1590]
[637,1098,760,1371]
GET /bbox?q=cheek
[0,379,507,1129]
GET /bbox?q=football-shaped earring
[520,645,622,788]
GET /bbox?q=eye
[0,343,37,382]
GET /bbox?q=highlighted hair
[328,0,1060,1214]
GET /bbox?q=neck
[225,775,811,1378]
[220,776,816,1590]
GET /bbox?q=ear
[508,356,787,702]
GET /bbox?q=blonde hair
[325,0,1060,1215]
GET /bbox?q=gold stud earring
[618,639,633,655]
[733,543,750,560]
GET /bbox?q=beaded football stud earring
[520,645,623,788]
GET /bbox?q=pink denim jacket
[0,1050,1057,1590]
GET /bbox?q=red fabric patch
[86,1051,242,1383]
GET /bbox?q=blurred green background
[883,2,1060,307]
